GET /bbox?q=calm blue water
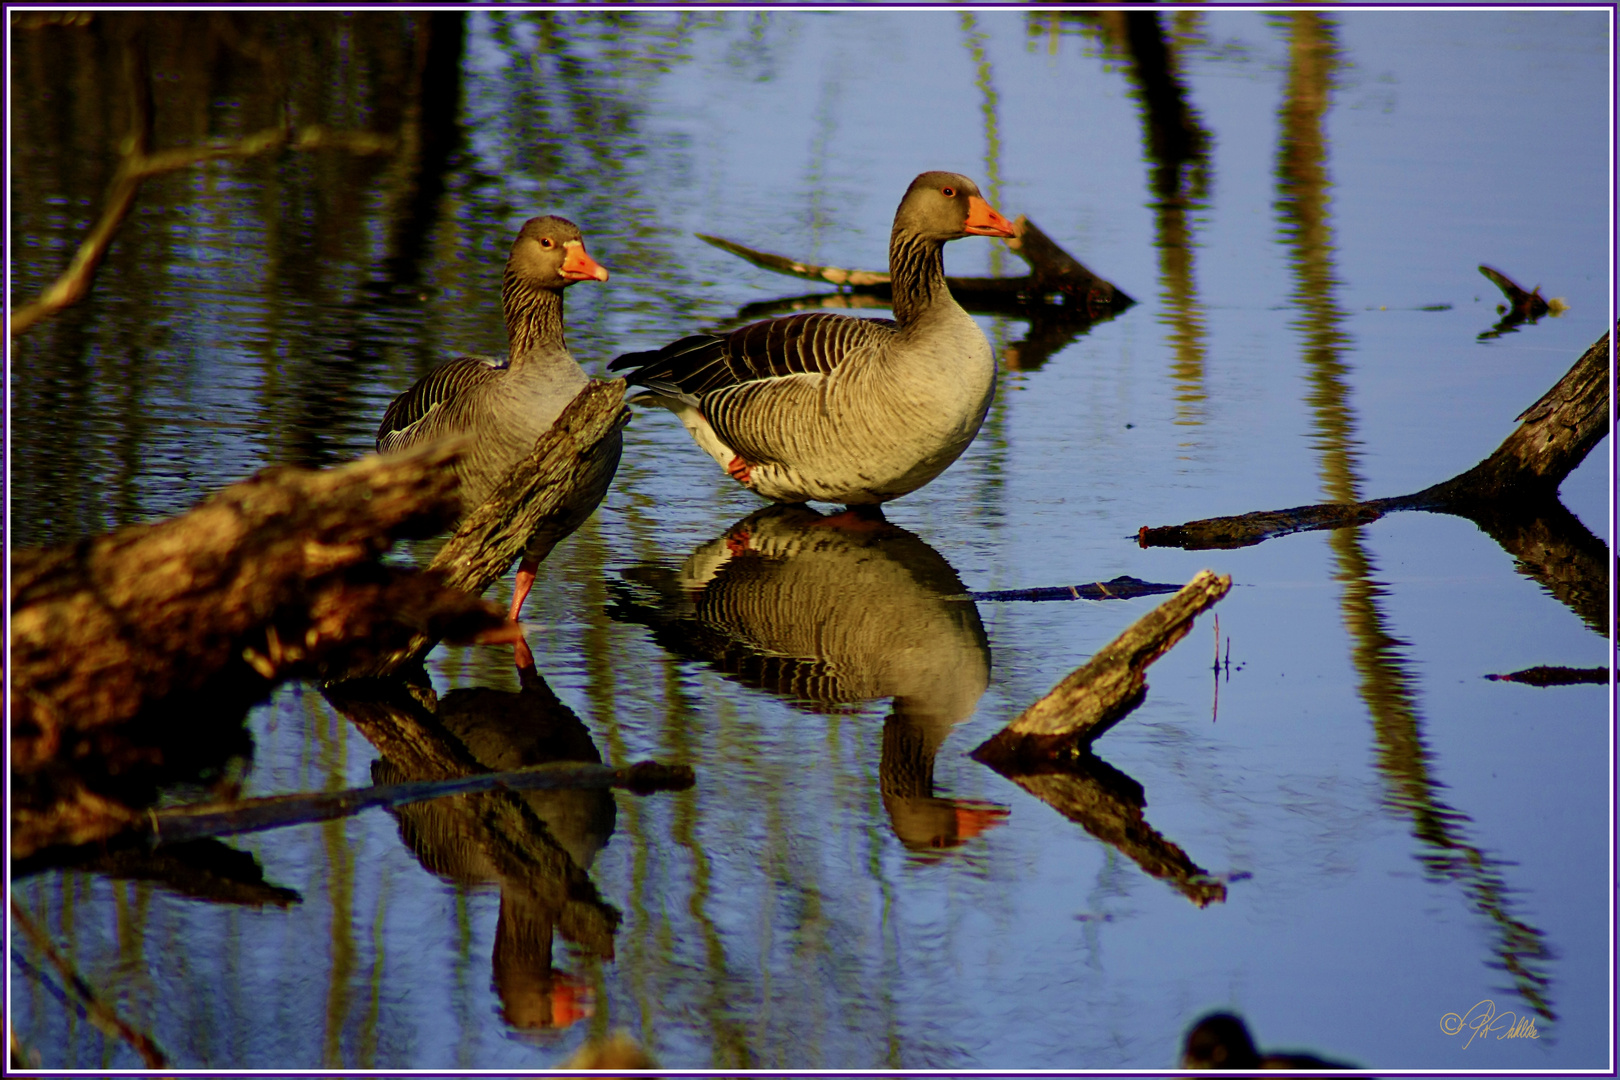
[8,9,1611,1071]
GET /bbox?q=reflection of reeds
[1278,12,1556,1023]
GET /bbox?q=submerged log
[974,570,1231,765]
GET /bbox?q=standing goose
[376,215,618,624]
[609,171,1016,506]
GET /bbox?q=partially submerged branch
[1137,326,1612,636]
[141,759,693,848]
[975,570,1232,765]
[699,214,1134,316]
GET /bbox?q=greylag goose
[376,215,619,625]
[609,171,1016,505]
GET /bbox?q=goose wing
[376,354,505,452]
[609,312,896,400]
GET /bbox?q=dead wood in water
[958,575,1182,604]
[699,215,1132,313]
[697,216,1134,370]
[974,570,1232,766]
[1138,325,1612,634]
[341,378,630,679]
[8,441,515,858]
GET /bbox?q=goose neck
[887,229,948,326]
[502,271,566,360]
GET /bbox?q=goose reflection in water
[366,667,615,1036]
[613,504,1008,856]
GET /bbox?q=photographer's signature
[1441,1000,1540,1047]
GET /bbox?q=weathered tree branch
[974,570,1231,764]
[341,378,630,679]
[699,214,1134,315]
[1137,327,1612,637]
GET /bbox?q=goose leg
[725,455,753,484]
[509,557,539,623]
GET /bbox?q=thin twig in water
[10,898,169,1068]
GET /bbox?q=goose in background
[610,171,1016,507]
[376,215,619,627]
[1180,1012,1357,1071]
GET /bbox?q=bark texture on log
[9,442,514,858]
[975,570,1231,764]
[345,378,629,679]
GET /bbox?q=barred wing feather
[375,355,505,451]
[610,313,897,399]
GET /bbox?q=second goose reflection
[614,505,1008,856]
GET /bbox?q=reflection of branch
[1477,264,1563,341]
[325,678,626,954]
[972,750,1226,907]
[11,33,393,337]
[11,898,169,1068]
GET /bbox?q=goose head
[895,171,1018,242]
[507,215,611,288]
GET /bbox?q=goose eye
[941,186,956,198]
[539,237,554,249]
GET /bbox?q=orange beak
[964,195,1017,238]
[560,241,610,282]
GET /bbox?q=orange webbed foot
[725,455,753,485]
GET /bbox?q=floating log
[974,570,1231,764]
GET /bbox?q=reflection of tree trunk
[1273,13,1556,1022]
[1121,12,1212,436]
[381,12,465,288]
